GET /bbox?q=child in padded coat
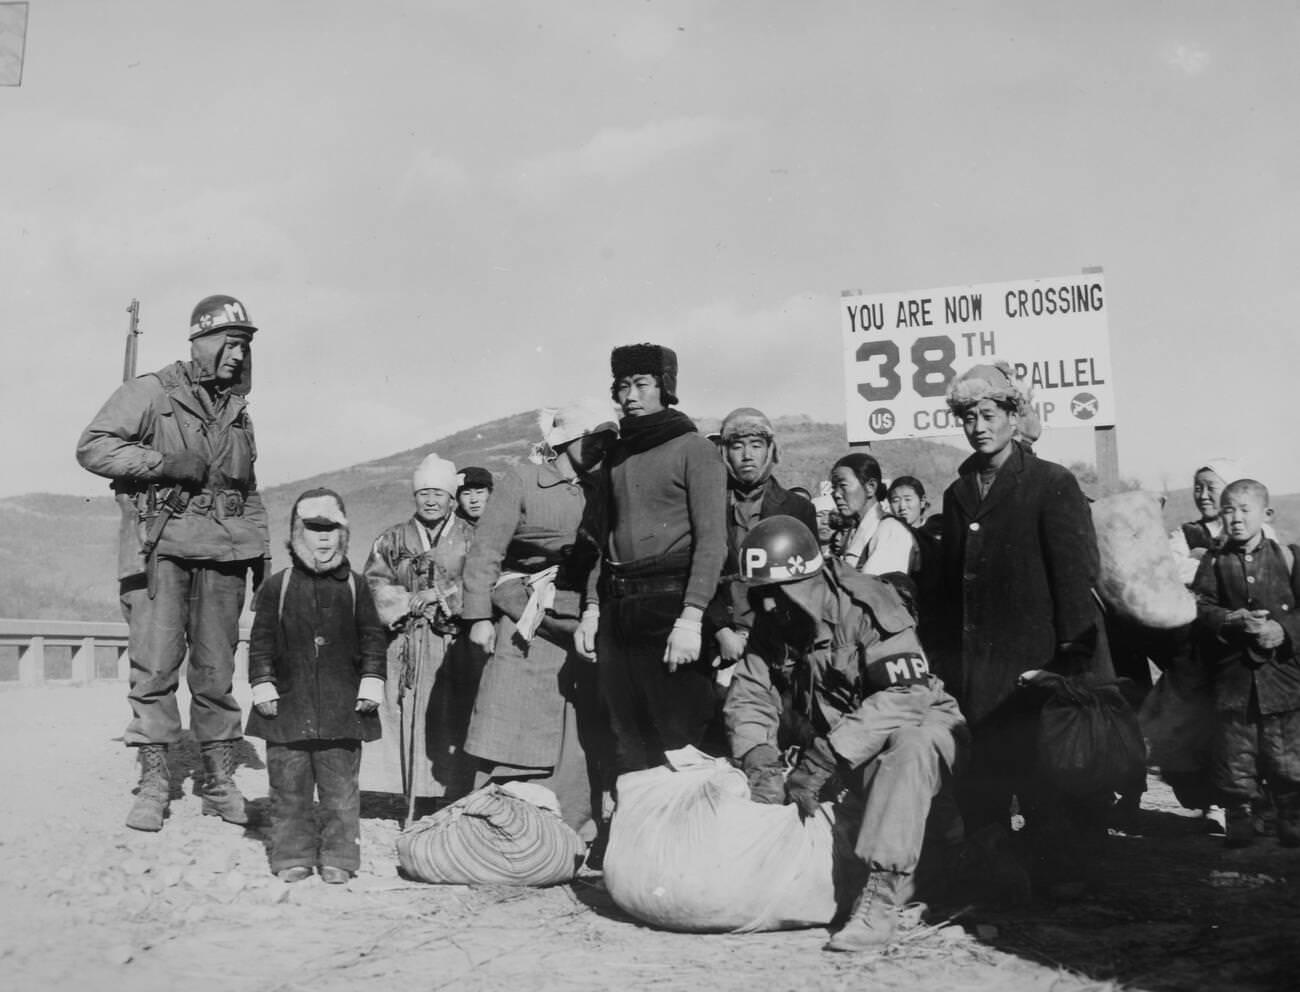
[1192,478,1300,849]
[247,488,387,883]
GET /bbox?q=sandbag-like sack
[1091,491,1196,629]
[1037,674,1146,797]
[396,782,584,886]
[603,759,849,933]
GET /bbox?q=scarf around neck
[615,408,698,456]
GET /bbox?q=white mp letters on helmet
[744,547,769,577]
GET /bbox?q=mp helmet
[189,295,257,340]
[739,515,823,585]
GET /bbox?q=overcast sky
[4,0,1298,499]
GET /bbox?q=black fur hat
[610,343,678,405]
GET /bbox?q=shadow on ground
[946,803,1300,991]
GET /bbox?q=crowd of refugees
[76,295,1300,953]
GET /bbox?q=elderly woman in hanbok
[363,453,476,818]
[461,401,617,841]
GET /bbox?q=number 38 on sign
[839,273,1114,444]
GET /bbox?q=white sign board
[840,272,1114,443]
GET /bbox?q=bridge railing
[0,619,251,688]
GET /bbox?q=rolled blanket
[396,782,584,886]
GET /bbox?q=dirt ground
[1,683,1297,992]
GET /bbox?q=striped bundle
[396,783,585,886]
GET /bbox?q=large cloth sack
[1139,672,1214,776]
[1091,491,1196,629]
[396,782,584,886]
[1037,674,1146,797]
[603,760,848,933]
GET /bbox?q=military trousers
[119,557,248,746]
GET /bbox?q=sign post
[840,271,1117,477]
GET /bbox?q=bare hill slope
[9,413,1293,622]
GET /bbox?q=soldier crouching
[725,515,967,952]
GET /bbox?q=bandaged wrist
[357,676,384,704]
[672,617,703,633]
[581,604,600,621]
[251,682,279,705]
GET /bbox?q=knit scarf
[614,408,697,456]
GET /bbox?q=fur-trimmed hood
[288,488,350,574]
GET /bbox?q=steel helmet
[739,515,824,585]
[189,294,257,340]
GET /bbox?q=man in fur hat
[937,360,1112,891]
[707,407,818,669]
[576,344,727,775]
[77,294,270,832]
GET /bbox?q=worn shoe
[125,744,170,832]
[1277,804,1300,848]
[276,866,312,883]
[1224,805,1255,849]
[1204,806,1227,837]
[319,866,351,885]
[199,740,249,825]
[824,870,907,952]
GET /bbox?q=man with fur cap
[77,294,270,832]
[708,407,818,668]
[247,489,387,882]
[576,344,727,775]
[937,360,1112,889]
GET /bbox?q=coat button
[1246,576,1255,584]
[314,635,327,647]
[969,522,980,532]
[1244,554,1253,563]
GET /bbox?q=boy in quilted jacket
[247,489,387,883]
[1192,479,1300,848]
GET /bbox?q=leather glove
[740,743,786,805]
[249,555,270,598]
[159,450,209,487]
[784,736,838,820]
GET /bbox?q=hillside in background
[3,412,1296,621]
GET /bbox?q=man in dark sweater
[577,344,727,775]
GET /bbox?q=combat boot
[824,869,909,952]
[200,740,249,825]
[125,744,170,832]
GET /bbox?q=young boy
[1192,479,1300,848]
[247,488,387,883]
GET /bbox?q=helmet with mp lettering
[739,515,824,585]
[189,294,257,341]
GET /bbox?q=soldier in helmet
[77,295,270,832]
[725,515,967,952]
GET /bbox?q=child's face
[302,523,342,565]
[888,486,926,526]
[1219,490,1271,545]
[1192,470,1226,521]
